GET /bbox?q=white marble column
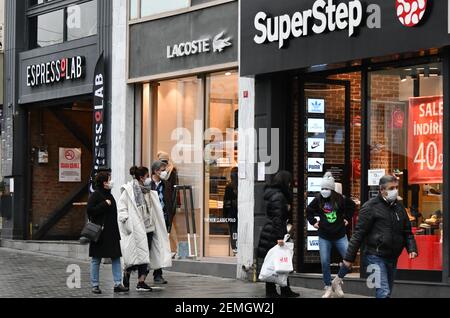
[111,0,135,199]
[236,76,256,280]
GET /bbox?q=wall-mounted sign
[241,0,448,76]
[307,236,320,251]
[90,53,107,193]
[253,0,375,49]
[308,158,325,173]
[308,177,323,192]
[59,148,82,183]
[308,99,325,114]
[308,138,325,153]
[167,31,232,59]
[308,118,326,133]
[396,0,427,28]
[408,96,443,184]
[368,169,386,186]
[26,56,85,87]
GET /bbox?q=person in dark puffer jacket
[257,171,299,298]
[343,175,418,298]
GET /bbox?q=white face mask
[160,171,169,181]
[143,178,152,187]
[105,180,114,190]
[385,189,398,203]
[321,190,332,199]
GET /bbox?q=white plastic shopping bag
[258,235,294,287]
[259,252,289,287]
[273,241,294,274]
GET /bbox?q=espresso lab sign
[59,148,82,183]
[408,96,443,184]
[26,56,85,87]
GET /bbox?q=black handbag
[80,194,108,244]
[80,221,104,243]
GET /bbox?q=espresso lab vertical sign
[90,53,106,193]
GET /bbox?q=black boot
[280,286,300,298]
[266,283,280,298]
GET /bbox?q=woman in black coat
[87,171,128,294]
[257,171,299,298]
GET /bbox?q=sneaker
[114,285,129,293]
[332,277,345,298]
[92,286,102,295]
[136,282,152,292]
[123,271,131,289]
[322,286,334,299]
[154,276,168,285]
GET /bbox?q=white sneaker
[332,277,345,298]
[322,286,334,298]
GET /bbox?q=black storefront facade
[241,0,450,296]
[1,0,112,241]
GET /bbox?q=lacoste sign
[167,31,232,59]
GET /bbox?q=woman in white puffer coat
[117,166,172,292]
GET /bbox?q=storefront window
[143,77,203,258]
[130,0,190,19]
[33,10,64,48]
[29,1,97,49]
[142,70,239,259]
[67,1,98,41]
[369,63,443,272]
[205,71,239,257]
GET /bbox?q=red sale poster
[408,96,443,184]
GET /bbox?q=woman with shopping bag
[257,171,300,298]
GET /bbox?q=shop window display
[205,71,239,257]
[142,71,239,259]
[368,63,443,271]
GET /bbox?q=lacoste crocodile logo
[213,31,232,53]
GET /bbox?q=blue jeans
[319,236,350,287]
[365,254,397,298]
[91,257,122,288]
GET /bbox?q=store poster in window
[400,95,443,271]
[408,96,443,185]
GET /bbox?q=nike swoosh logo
[311,144,321,149]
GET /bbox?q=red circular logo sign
[396,0,427,27]
[65,150,76,161]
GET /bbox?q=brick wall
[29,108,92,239]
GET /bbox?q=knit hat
[321,172,336,191]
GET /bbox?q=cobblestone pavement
[0,248,365,298]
